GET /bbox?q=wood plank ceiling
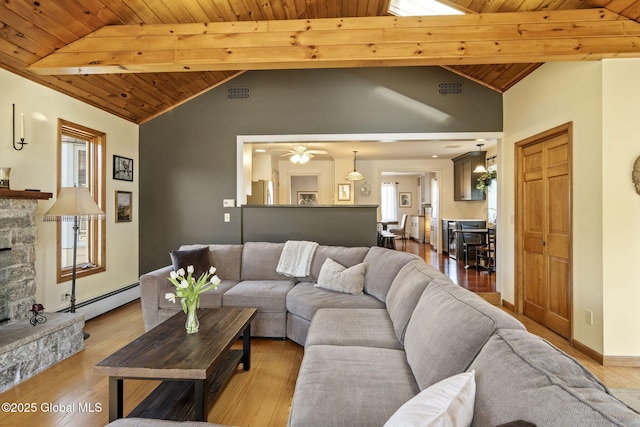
[1,0,639,124]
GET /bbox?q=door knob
[541,241,546,246]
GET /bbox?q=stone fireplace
[0,195,40,324]
[0,189,85,392]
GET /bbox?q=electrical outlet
[60,293,69,302]
[585,310,594,326]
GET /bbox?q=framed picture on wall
[116,191,133,222]
[113,155,133,181]
[297,191,318,205]
[399,192,412,207]
[338,184,351,201]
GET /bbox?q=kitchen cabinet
[452,152,486,201]
[410,215,425,242]
[418,175,431,205]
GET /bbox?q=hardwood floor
[402,239,496,293]
[2,245,640,426]
[0,301,304,426]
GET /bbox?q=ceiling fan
[280,145,328,164]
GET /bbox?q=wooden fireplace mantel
[0,188,53,200]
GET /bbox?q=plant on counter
[476,169,497,193]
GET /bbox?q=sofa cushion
[179,244,243,281]
[362,246,420,303]
[404,281,525,390]
[386,260,443,343]
[305,308,402,349]
[286,282,385,322]
[384,371,476,427]
[315,258,366,295]
[223,280,295,312]
[288,344,420,427]
[169,246,212,279]
[241,242,290,281]
[468,329,640,426]
[301,245,370,282]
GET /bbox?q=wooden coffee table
[94,307,257,422]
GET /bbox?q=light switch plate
[223,199,235,207]
[224,213,230,222]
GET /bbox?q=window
[57,119,106,283]
[381,182,398,222]
[487,164,497,223]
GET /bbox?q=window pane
[60,137,90,269]
[381,182,398,222]
[57,120,106,282]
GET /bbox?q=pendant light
[473,144,487,173]
[345,150,365,181]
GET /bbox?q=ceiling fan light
[290,154,301,163]
[300,154,310,164]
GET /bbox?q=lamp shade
[43,187,105,221]
[345,170,365,181]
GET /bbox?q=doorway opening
[291,175,319,205]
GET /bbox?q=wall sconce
[12,104,27,151]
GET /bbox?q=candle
[20,113,24,139]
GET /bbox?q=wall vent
[438,82,463,95]
[227,87,250,100]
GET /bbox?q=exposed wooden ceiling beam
[28,9,640,75]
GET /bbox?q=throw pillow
[314,258,366,295]
[384,371,476,427]
[169,246,213,279]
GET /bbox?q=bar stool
[460,223,484,268]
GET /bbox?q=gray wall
[139,67,503,274]
[242,205,378,246]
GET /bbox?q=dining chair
[460,223,484,268]
[476,228,496,272]
[389,214,408,250]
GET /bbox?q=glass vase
[185,299,199,334]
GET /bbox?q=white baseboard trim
[57,284,140,321]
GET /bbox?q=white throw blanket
[276,240,319,278]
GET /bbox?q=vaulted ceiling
[2,0,640,124]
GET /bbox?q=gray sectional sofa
[139,242,640,426]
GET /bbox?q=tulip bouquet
[166,265,221,333]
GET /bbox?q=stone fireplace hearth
[0,189,85,392]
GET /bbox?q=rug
[611,388,640,412]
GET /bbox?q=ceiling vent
[227,87,250,100]
[438,82,463,95]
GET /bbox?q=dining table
[377,220,398,231]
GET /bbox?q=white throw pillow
[314,258,366,295]
[384,371,476,427]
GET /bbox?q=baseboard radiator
[56,284,140,321]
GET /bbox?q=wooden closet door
[517,124,572,340]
